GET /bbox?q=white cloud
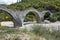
[0,0,21,5]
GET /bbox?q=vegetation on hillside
[0,10,13,21]
[6,0,60,12]
[0,0,60,22]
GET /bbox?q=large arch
[0,10,15,27]
[0,7,22,27]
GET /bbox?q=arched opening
[0,10,14,27]
[0,10,13,21]
[24,12,41,25]
[44,12,51,20]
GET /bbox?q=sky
[0,0,21,5]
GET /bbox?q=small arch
[44,12,50,20]
[43,11,52,21]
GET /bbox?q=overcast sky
[0,0,21,5]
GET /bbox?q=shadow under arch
[0,10,22,27]
[24,11,41,23]
[43,11,52,20]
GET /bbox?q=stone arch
[0,8,22,27]
[0,10,15,26]
[0,7,53,27]
[24,11,41,23]
[41,10,52,21]
[0,10,14,21]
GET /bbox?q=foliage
[6,0,60,12]
[0,25,60,40]
[4,0,60,22]
[30,25,60,40]
[0,26,20,34]
[31,25,49,36]
[48,12,60,22]
[24,12,36,22]
[54,12,60,21]
[0,10,13,21]
[0,0,60,21]
[49,16,57,22]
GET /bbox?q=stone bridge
[0,6,52,27]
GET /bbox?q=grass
[30,25,60,40]
[0,25,60,40]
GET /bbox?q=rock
[44,20,50,24]
[0,21,14,27]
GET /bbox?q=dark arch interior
[44,12,51,20]
[24,12,40,23]
[0,10,13,21]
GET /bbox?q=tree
[17,0,19,2]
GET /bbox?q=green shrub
[51,30,60,40]
[6,28,20,33]
[57,16,60,21]
[0,11,13,21]
[24,12,36,22]
[31,25,49,36]
[20,28,28,33]
[49,16,57,22]
[0,26,20,34]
